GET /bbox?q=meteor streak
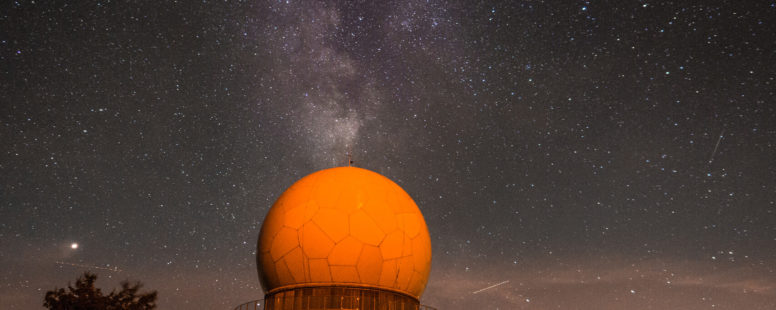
[472,280,510,294]
[708,130,725,164]
[55,261,122,273]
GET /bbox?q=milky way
[261,2,371,167]
[2,1,775,309]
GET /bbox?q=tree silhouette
[44,272,157,310]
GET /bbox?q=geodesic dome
[257,167,432,300]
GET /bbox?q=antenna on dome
[346,145,354,166]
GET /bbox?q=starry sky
[2,1,775,309]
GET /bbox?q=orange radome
[257,167,432,299]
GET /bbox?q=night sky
[2,1,776,309]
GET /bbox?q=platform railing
[233,299,436,310]
[233,300,264,310]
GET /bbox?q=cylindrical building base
[264,286,420,310]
